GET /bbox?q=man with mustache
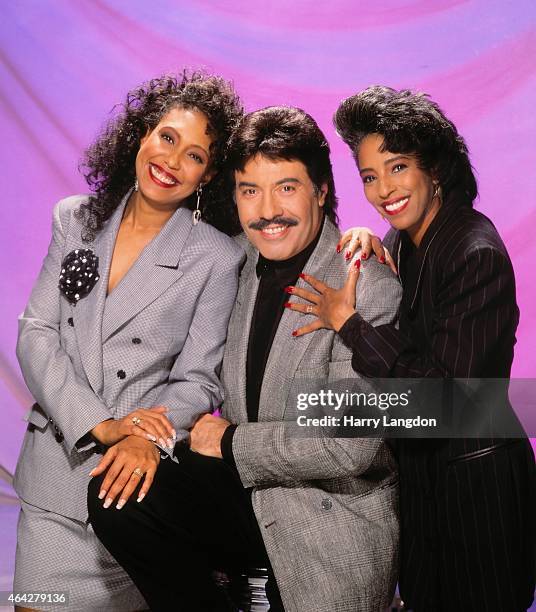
[89,106,402,611]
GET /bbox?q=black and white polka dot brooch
[58,249,100,305]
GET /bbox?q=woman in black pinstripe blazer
[290,87,535,611]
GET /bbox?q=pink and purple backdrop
[1,0,535,520]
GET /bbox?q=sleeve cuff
[338,311,370,349]
[221,424,238,468]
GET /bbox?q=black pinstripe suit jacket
[339,202,535,611]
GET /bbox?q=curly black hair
[334,86,478,208]
[226,106,339,226]
[77,70,244,240]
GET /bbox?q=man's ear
[318,183,328,207]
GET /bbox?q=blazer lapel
[101,206,192,342]
[259,219,340,421]
[223,241,259,424]
[73,192,129,395]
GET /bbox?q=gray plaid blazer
[221,219,402,612]
[14,193,244,522]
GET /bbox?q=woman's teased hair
[77,71,244,240]
[226,106,339,226]
[334,86,477,207]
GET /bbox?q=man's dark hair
[334,86,477,207]
[77,70,244,240]
[227,106,339,226]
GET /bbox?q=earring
[134,178,139,192]
[192,185,202,225]
[433,183,441,200]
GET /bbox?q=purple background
[1,2,535,481]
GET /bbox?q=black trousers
[88,448,284,611]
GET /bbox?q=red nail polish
[292,330,298,337]
[345,251,351,261]
[336,245,341,253]
[361,252,368,260]
[299,273,306,279]
[284,302,292,308]
[284,286,294,294]
[379,256,386,264]
[355,259,361,269]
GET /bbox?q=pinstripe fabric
[13,193,244,607]
[221,219,402,612]
[338,203,536,611]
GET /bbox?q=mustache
[248,216,298,231]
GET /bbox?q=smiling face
[135,106,214,210]
[357,133,441,246]
[234,155,326,260]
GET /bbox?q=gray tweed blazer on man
[221,219,402,612]
[15,193,244,522]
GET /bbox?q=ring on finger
[132,467,144,478]
[132,416,142,426]
[306,305,314,314]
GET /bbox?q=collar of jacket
[388,199,467,313]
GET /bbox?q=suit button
[117,370,126,379]
[321,498,332,511]
[67,317,74,327]
[132,337,142,344]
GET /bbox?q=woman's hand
[286,262,361,337]
[337,227,396,273]
[91,406,176,448]
[89,436,160,508]
[190,413,231,459]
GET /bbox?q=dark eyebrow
[237,178,301,188]
[159,125,210,157]
[237,181,258,188]
[275,178,301,185]
[359,155,411,175]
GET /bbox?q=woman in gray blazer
[14,72,244,611]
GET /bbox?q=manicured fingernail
[171,429,177,439]
[137,493,145,503]
[284,302,292,308]
[345,251,351,261]
[284,286,294,294]
[292,330,298,337]
[89,469,95,476]
[116,499,126,510]
[159,437,166,448]
[336,244,341,253]
[98,489,106,500]
[299,273,306,279]
[355,259,361,269]
[361,252,368,260]
[146,433,156,442]
[103,497,112,509]
[167,438,173,448]
[380,256,386,263]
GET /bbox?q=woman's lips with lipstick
[148,163,180,188]
[383,196,409,216]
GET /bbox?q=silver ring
[132,416,142,426]
[132,467,144,478]
[306,305,313,314]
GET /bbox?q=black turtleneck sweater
[221,223,323,464]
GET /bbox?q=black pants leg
[88,450,284,611]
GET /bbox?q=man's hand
[89,436,160,509]
[91,406,176,448]
[190,413,231,459]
